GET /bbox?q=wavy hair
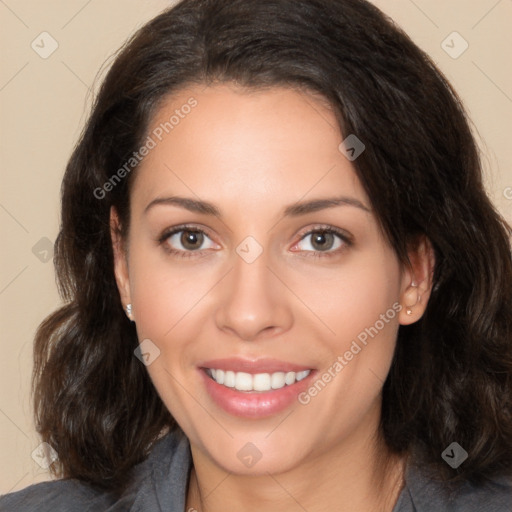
[33,0,512,492]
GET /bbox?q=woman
[1,0,511,510]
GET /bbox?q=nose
[214,249,294,341]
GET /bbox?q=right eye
[159,225,218,257]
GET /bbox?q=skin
[112,83,434,512]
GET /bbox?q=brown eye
[180,230,204,250]
[295,229,346,253]
[160,226,217,256]
[310,231,336,251]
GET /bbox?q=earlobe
[398,236,435,325]
[402,283,419,316]
[110,207,133,320]
[125,303,134,321]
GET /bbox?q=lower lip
[200,369,315,418]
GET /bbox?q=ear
[110,207,133,320]
[398,235,435,325]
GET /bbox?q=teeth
[284,371,296,385]
[296,370,310,381]
[271,372,285,389]
[224,370,236,388]
[253,373,271,391]
[207,368,311,392]
[235,372,253,391]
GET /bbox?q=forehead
[131,83,368,214]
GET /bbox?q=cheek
[128,246,213,339]
[291,248,402,347]
[343,259,401,365]
[126,250,212,426]
[332,255,402,398]
[293,253,403,413]
[292,257,402,435]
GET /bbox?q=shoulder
[452,476,512,511]
[0,479,111,512]
[396,459,512,512]
[0,428,191,512]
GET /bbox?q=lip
[198,358,316,418]
[199,357,313,374]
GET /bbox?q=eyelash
[293,225,353,259]
[157,224,353,259]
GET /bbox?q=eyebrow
[144,195,370,217]
[283,196,370,215]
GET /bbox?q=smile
[205,368,311,392]
[198,358,316,418]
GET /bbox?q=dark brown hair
[33,0,512,493]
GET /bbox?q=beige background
[1,0,511,493]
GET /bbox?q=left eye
[295,230,345,252]
[165,229,217,252]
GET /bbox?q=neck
[186,423,406,512]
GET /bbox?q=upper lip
[199,357,313,374]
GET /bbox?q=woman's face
[113,84,427,475]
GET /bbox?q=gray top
[1,428,511,511]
